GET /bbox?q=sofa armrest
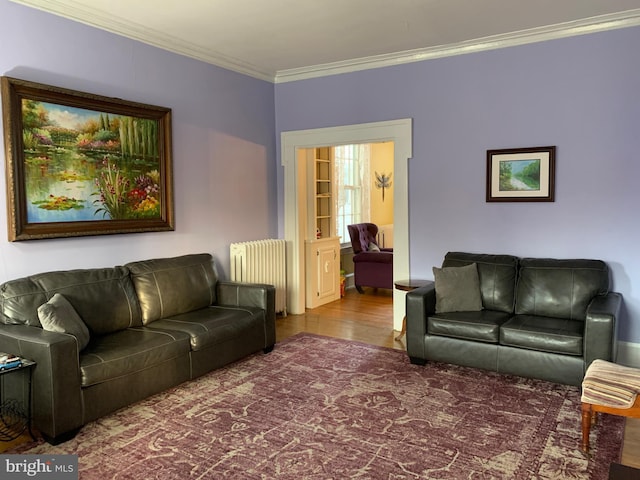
[583,292,622,367]
[405,283,436,361]
[216,282,276,347]
[0,324,83,440]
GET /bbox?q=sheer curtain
[333,144,370,245]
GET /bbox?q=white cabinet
[305,237,340,308]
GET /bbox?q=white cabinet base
[305,237,340,309]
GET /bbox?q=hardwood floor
[278,287,640,469]
[277,287,401,350]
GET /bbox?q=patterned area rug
[15,333,622,479]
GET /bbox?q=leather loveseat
[0,253,275,443]
[406,252,622,386]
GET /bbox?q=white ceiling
[11,0,640,82]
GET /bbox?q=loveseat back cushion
[515,258,609,320]
[126,253,218,325]
[442,252,518,313]
[30,267,142,335]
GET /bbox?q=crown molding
[9,0,276,82]
[275,9,640,83]
[10,1,640,84]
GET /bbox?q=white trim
[281,119,412,331]
[11,1,640,83]
[9,0,274,82]
[617,341,640,368]
[275,10,640,83]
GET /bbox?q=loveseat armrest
[405,283,436,362]
[583,292,622,367]
[216,282,276,347]
[0,324,83,441]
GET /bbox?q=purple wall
[2,0,639,347]
[0,1,277,280]
[275,27,640,345]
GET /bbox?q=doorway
[281,119,412,331]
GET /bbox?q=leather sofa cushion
[515,258,609,320]
[1,267,142,334]
[127,254,218,325]
[148,305,266,351]
[428,310,512,343]
[442,252,518,313]
[0,277,47,326]
[80,327,190,387]
[500,315,583,355]
[31,267,143,335]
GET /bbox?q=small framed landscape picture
[486,146,556,202]
[1,76,174,241]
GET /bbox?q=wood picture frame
[1,76,174,241]
[486,146,556,202]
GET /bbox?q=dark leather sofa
[406,252,622,386]
[0,253,275,443]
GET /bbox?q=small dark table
[609,463,640,479]
[0,357,36,441]
[394,279,433,340]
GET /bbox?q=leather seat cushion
[80,327,190,387]
[500,315,583,355]
[148,305,266,351]
[428,310,512,343]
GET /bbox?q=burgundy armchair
[347,223,393,293]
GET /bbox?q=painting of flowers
[1,77,174,241]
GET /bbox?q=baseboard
[616,341,640,367]
[345,274,355,289]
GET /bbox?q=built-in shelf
[310,147,333,240]
[305,147,340,309]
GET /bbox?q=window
[333,144,370,245]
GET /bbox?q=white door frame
[281,118,413,330]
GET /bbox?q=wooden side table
[0,358,36,441]
[394,279,433,340]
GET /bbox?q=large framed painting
[1,76,174,241]
[486,146,556,202]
